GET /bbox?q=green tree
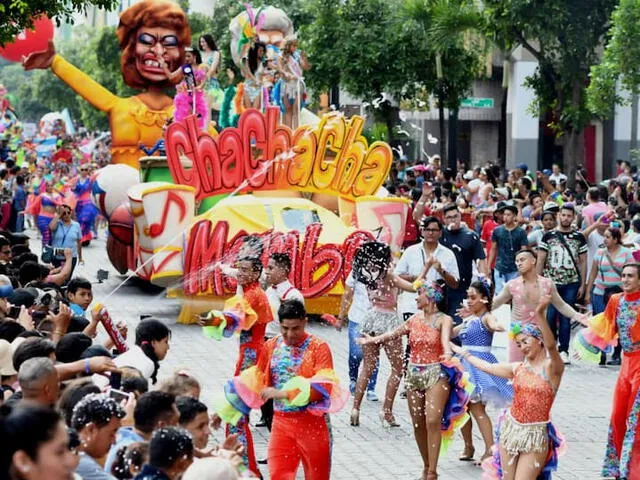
[298,0,342,95]
[0,0,117,47]
[484,0,617,182]
[400,0,487,165]
[335,0,405,138]
[588,0,640,150]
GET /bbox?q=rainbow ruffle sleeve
[212,367,349,426]
[280,368,350,415]
[440,359,474,453]
[212,366,267,426]
[572,313,617,363]
[202,296,258,340]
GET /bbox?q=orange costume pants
[603,350,640,479]
[267,411,332,480]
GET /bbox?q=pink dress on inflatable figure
[173,65,208,130]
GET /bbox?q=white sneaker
[560,351,571,365]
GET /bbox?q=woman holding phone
[48,204,83,276]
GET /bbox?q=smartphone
[109,371,122,390]
[109,388,129,404]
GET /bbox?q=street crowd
[0,121,639,480]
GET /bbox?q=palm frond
[428,0,485,49]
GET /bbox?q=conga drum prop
[128,182,165,281]
[92,164,139,219]
[140,184,196,287]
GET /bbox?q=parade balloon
[0,17,54,63]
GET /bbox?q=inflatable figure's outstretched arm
[23,41,118,114]
[51,55,118,113]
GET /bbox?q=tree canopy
[588,0,640,118]
[0,0,117,47]
[482,0,617,178]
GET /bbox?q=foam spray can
[93,303,128,353]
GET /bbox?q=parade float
[21,1,409,319]
[93,106,409,320]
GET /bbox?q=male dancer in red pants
[575,262,640,479]
[215,299,347,479]
[227,255,272,476]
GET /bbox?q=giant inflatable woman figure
[22,0,191,169]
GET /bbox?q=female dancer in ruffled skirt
[451,295,566,479]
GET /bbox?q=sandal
[379,410,400,427]
[350,408,360,427]
[459,445,475,461]
[474,452,492,467]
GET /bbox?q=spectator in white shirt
[582,212,610,280]
[395,216,460,321]
[260,252,304,431]
[548,163,567,185]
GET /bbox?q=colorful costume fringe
[72,176,98,243]
[439,359,474,452]
[482,410,566,480]
[202,295,258,340]
[574,292,640,479]
[219,85,238,129]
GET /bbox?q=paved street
[64,233,616,480]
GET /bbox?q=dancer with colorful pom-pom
[451,294,566,480]
[212,299,347,480]
[202,255,272,476]
[573,262,640,480]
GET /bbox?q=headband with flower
[416,281,444,304]
[508,322,542,341]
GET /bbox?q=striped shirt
[593,246,634,296]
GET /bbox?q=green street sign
[461,97,494,109]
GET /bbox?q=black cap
[7,288,36,308]
[56,333,93,363]
[80,344,113,359]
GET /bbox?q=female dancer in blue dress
[454,280,513,465]
[71,165,98,244]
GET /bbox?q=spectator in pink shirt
[582,187,610,226]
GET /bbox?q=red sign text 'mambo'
[183,221,375,297]
[164,107,393,201]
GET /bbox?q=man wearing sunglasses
[48,205,83,277]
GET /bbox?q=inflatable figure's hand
[22,40,56,70]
